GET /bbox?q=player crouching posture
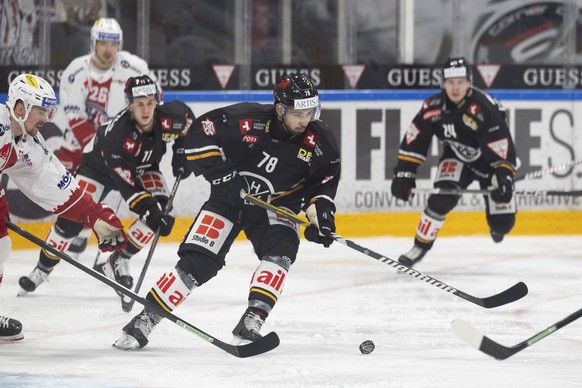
[18,75,191,299]
[0,74,126,340]
[114,73,341,350]
[391,57,517,267]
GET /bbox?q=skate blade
[112,333,141,351]
[0,333,24,342]
[17,288,29,297]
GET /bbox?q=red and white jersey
[0,105,85,218]
[59,51,154,151]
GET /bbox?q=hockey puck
[359,340,375,354]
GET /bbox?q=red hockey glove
[57,147,84,174]
[85,203,127,252]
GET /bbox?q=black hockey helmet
[273,73,320,121]
[124,75,160,105]
[442,57,472,83]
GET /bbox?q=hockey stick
[515,159,582,182]
[451,307,582,360]
[242,193,528,309]
[6,221,279,358]
[93,194,124,268]
[122,170,184,313]
[411,188,582,196]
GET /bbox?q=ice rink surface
[1,234,581,388]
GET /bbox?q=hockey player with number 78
[0,74,127,341]
[114,73,341,350]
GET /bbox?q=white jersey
[59,50,154,151]
[0,105,82,215]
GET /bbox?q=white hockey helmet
[6,74,58,124]
[90,18,123,53]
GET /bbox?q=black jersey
[398,87,517,173]
[184,102,341,213]
[82,100,194,215]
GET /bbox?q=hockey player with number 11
[0,74,127,341]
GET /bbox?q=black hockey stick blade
[452,306,582,360]
[7,221,279,358]
[242,193,528,309]
[122,170,184,313]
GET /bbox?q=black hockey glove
[207,169,247,207]
[304,198,336,248]
[156,195,172,213]
[139,199,175,236]
[172,138,191,179]
[490,168,514,203]
[391,169,416,201]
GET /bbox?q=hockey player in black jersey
[391,57,517,267]
[114,73,341,350]
[19,75,194,299]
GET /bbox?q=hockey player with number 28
[391,57,517,268]
[0,74,127,341]
[114,73,341,350]
[19,75,193,305]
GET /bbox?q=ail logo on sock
[152,271,191,309]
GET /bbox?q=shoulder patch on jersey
[303,130,318,147]
[239,118,253,134]
[467,102,481,116]
[201,118,216,136]
[405,123,421,145]
[487,138,509,160]
[123,138,138,154]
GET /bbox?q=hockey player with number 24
[0,74,127,341]
[114,73,341,350]
[392,57,518,268]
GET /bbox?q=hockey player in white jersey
[0,74,128,341]
[55,17,156,255]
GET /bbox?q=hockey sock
[145,265,197,318]
[414,209,445,248]
[248,255,291,316]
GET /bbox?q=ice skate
[18,266,51,296]
[491,231,504,243]
[0,315,23,341]
[97,252,133,297]
[398,245,428,268]
[231,308,265,345]
[67,235,88,258]
[113,310,158,350]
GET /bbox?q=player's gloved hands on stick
[207,169,247,207]
[305,198,336,248]
[391,169,416,201]
[490,168,514,203]
[139,199,175,236]
[172,147,191,178]
[85,203,128,252]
